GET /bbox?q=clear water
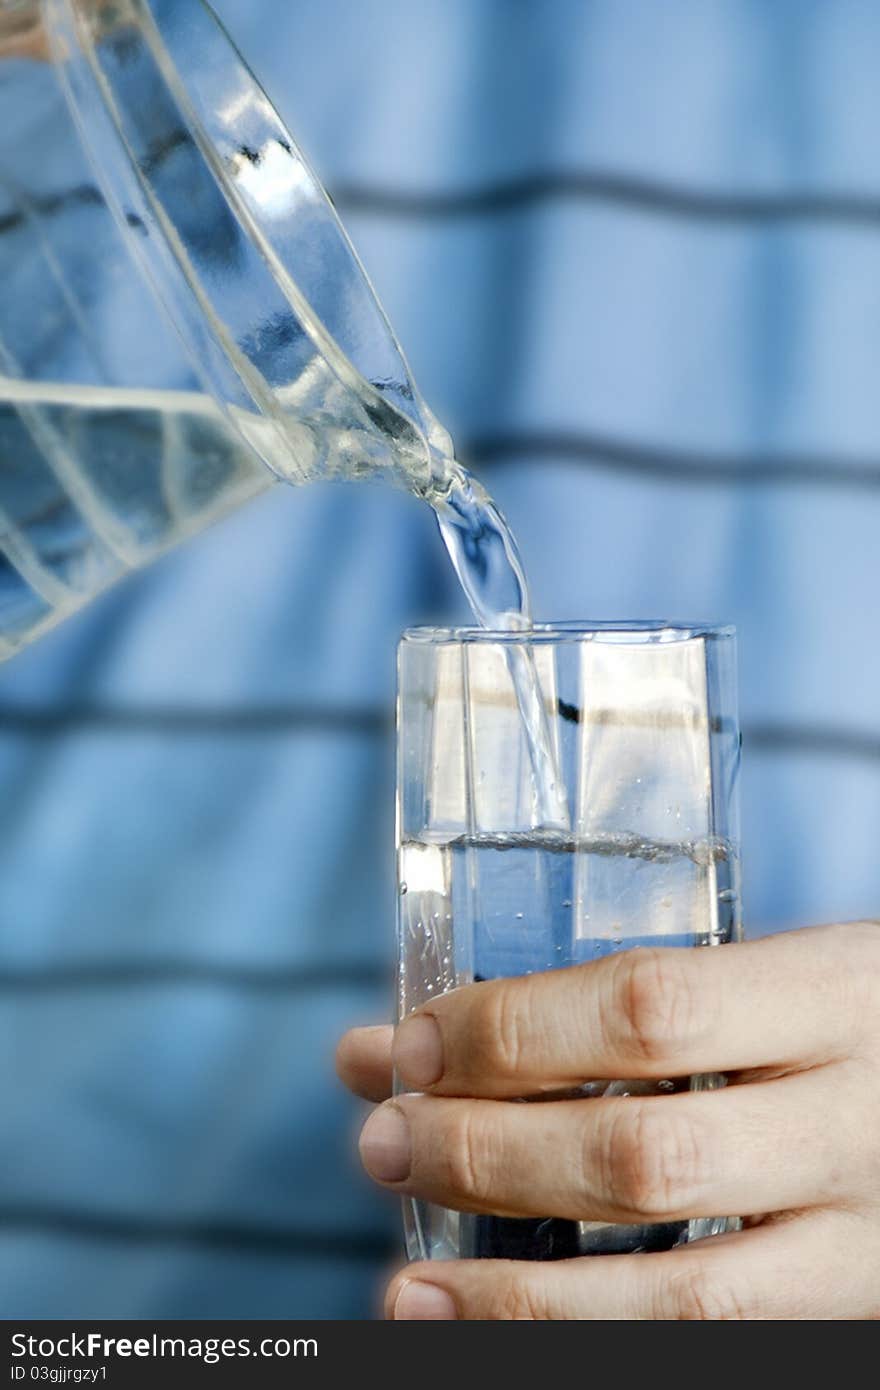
[0,377,570,829]
[0,380,270,654]
[429,465,569,828]
[2,378,735,1264]
[0,378,538,648]
[1,377,729,1262]
[398,832,740,1261]
[429,463,531,629]
[0,0,734,1276]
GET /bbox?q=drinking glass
[396,621,742,1261]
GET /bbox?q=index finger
[392,923,873,1098]
[336,1024,394,1101]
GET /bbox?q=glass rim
[400,620,736,646]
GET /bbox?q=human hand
[337,923,880,1319]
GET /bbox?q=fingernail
[394,1013,444,1088]
[358,1103,411,1182]
[393,1280,458,1320]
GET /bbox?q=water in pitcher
[0,378,527,643]
[0,371,567,821]
[398,831,740,1260]
[0,381,267,654]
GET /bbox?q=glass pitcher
[0,0,455,659]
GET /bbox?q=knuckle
[601,1101,711,1219]
[665,1263,753,1321]
[443,1108,494,1203]
[612,947,705,1066]
[469,980,528,1081]
[487,1273,554,1321]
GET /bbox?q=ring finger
[385,1206,879,1319]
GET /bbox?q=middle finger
[359,1067,860,1222]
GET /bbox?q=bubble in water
[399,882,407,896]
